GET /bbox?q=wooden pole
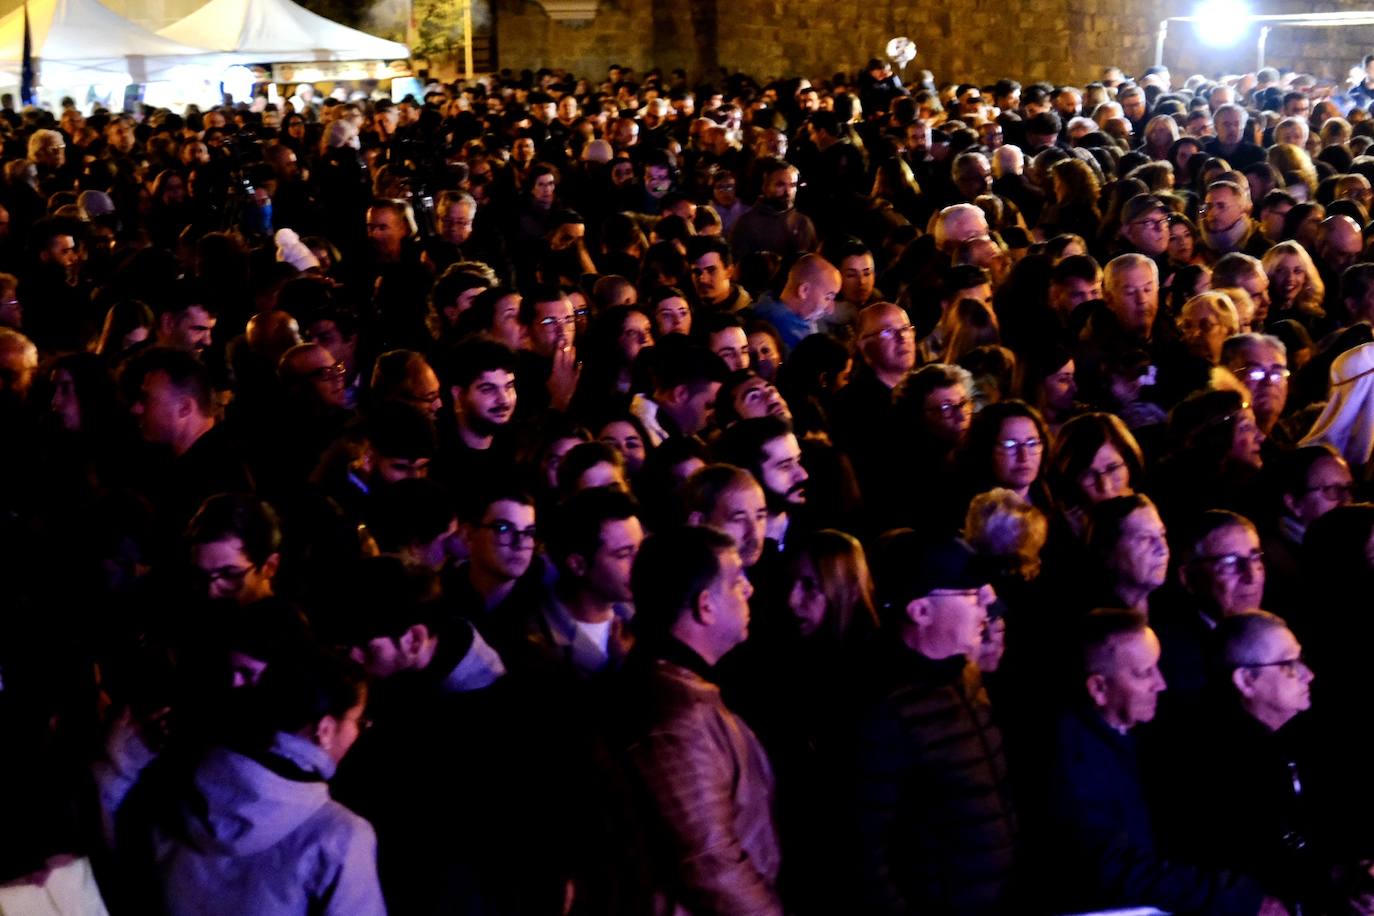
[463,0,473,79]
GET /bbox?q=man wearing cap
[1116,194,1172,280]
[845,533,1018,914]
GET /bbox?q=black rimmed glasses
[479,519,538,548]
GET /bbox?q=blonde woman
[1262,240,1326,328]
[1267,143,1318,201]
[1177,291,1241,363]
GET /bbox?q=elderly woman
[1299,341,1374,477]
[1177,291,1241,364]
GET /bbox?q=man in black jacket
[1035,607,1284,915]
[845,534,1018,914]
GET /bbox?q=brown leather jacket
[624,654,783,916]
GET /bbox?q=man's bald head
[782,254,842,321]
[1318,215,1363,275]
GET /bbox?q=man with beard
[1201,181,1268,259]
[716,416,809,550]
[432,337,518,491]
[748,255,842,352]
[22,216,96,352]
[730,158,818,264]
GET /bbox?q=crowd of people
[5,53,1374,916]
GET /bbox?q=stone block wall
[495,0,1374,88]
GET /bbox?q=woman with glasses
[1046,411,1146,538]
[960,400,1053,511]
[568,304,653,418]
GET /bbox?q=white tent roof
[158,0,408,64]
[0,0,212,83]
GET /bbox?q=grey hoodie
[154,732,385,916]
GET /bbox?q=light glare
[1194,0,1250,46]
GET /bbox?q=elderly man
[1201,181,1268,259]
[1204,103,1266,169]
[1150,612,1364,915]
[846,534,1016,914]
[932,203,990,256]
[1037,608,1281,915]
[1152,510,1267,704]
[1222,333,1291,442]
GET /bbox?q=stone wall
[495,0,1374,88]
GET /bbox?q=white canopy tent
[157,0,408,64]
[0,0,213,85]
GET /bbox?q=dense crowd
[5,54,1374,916]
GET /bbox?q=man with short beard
[748,254,842,351]
[432,337,518,492]
[716,416,809,550]
[730,158,818,264]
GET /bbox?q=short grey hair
[1221,332,1287,365]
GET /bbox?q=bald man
[748,254,842,350]
[1316,216,1363,317]
[831,302,917,504]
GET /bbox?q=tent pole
[463,0,473,78]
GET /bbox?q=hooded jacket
[154,732,385,916]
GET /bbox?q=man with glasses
[1201,180,1267,259]
[845,534,1017,913]
[1036,608,1278,915]
[1116,195,1170,272]
[446,488,543,646]
[1223,333,1292,443]
[434,190,511,285]
[833,302,916,501]
[1154,510,1267,704]
[519,284,580,414]
[515,487,643,678]
[1149,612,1343,914]
[187,494,282,606]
